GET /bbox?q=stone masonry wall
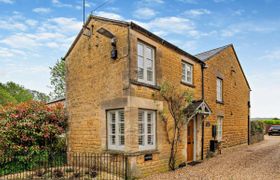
[66,18,129,153]
[203,46,250,157]
[127,29,203,178]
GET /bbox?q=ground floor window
[107,109,125,150]
[217,116,223,142]
[138,110,156,151]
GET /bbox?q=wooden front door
[187,119,194,162]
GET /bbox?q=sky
[0,0,279,118]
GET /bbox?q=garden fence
[0,152,128,180]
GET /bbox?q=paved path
[144,135,280,180]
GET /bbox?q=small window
[138,110,156,151]
[137,42,155,85]
[182,62,193,84]
[107,109,125,150]
[217,78,223,102]
[217,116,223,142]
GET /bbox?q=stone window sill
[104,149,160,156]
[216,100,224,105]
[180,81,195,88]
[130,79,160,91]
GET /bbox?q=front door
[187,119,194,162]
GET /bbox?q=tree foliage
[30,90,50,102]
[157,82,193,170]
[0,101,67,158]
[49,58,65,99]
[0,82,49,105]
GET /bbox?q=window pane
[147,135,153,145]
[146,59,153,70]
[119,123,124,134]
[217,79,223,101]
[111,124,116,134]
[147,70,153,82]
[119,111,124,122]
[119,135,125,145]
[138,111,144,122]
[145,47,152,59]
[138,56,144,68]
[137,43,144,56]
[182,63,186,81]
[111,112,116,123]
[147,123,152,134]
[111,135,116,145]
[147,113,152,123]
[138,135,144,145]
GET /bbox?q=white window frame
[138,110,156,151]
[107,109,125,151]
[182,61,193,85]
[217,116,223,142]
[217,78,223,102]
[137,42,155,85]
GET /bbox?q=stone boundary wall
[250,132,264,144]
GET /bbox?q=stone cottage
[65,15,251,178]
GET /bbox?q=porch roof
[184,100,212,118]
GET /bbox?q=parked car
[268,125,280,136]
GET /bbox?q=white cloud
[213,0,235,2]
[0,0,14,4]
[184,9,211,17]
[134,7,157,19]
[95,11,124,20]
[25,19,38,27]
[221,22,276,37]
[143,0,164,3]
[0,20,27,31]
[0,47,26,58]
[146,17,199,37]
[177,0,198,4]
[0,34,40,49]
[33,8,52,14]
[260,49,280,61]
[250,70,280,117]
[52,0,73,8]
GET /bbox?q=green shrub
[261,119,280,125]
[0,101,67,174]
[251,121,265,135]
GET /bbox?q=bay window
[107,109,125,150]
[138,110,156,151]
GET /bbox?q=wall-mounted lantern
[97,27,118,60]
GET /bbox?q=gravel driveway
[143,135,280,180]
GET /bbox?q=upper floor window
[138,110,156,151]
[217,78,223,102]
[217,116,223,141]
[107,109,125,150]
[182,62,193,85]
[137,42,155,85]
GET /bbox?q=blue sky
[0,0,279,118]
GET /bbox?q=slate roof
[184,100,211,115]
[195,44,232,61]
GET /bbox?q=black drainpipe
[201,63,205,160]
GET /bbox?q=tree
[0,82,50,105]
[1,82,33,103]
[157,82,193,170]
[0,85,17,105]
[49,58,65,99]
[30,90,50,103]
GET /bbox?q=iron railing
[0,152,128,179]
